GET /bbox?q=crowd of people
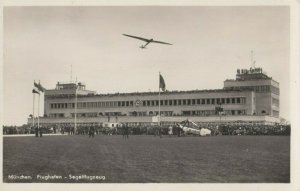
[3,123,291,136]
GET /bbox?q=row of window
[142,97,246,107]
[271,86,280,95]
[182,110,246,116]
[50,97,247,109]
[231,85,280,94]
[48,109,247,118]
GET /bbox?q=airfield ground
[3,135,290,183]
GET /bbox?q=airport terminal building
[28,67,281,127]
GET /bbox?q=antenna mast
[251,50,256,69]
[70,64,73,83]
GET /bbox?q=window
[237,98,241,104]
[197,99,200,104]
[178,100,182,105]
[151,100,155,106]
[187,100,191,105]
[255,86,260,92]
[183,100,186,105]
[226,98,230,104]
[202,99,205,104]
[272,98,279,107]
[191,99,196,105]
[221,98,225,104]
[206,99,210,104]
[211,99,215,104]
[231,98,235,104]
[164,100,168,105]
[169,100,172,106]
[160,100,164,106]
[241,98,246,104]
[182,111,191,115]
[174,100,177,105]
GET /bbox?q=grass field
[3,135,290,183]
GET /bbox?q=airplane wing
[122,34,150,42]
[152,40,172,45]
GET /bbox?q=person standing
[35,125,39,137]
[53,125,57,134]
[159,126,163,138]
[122,125,126,139]
[123,124,129,139]
[89,125,95,138]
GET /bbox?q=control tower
[224,67,279,117]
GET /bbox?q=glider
[122,34,172,49]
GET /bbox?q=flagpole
[33,92,35,128]
[38,93,40,131]
[75,82,78,134]
[158,72,161,126]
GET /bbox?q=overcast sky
[3,6,290,125]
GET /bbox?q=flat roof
[45,88,252,99]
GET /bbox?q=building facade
[28,67,281,126]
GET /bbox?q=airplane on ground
[122,34,172,49]
[177,119,211,136]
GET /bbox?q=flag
[34,81,46,92]
[159,74,166,91]
[32,89,40,94]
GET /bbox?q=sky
[3,6,290,125]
